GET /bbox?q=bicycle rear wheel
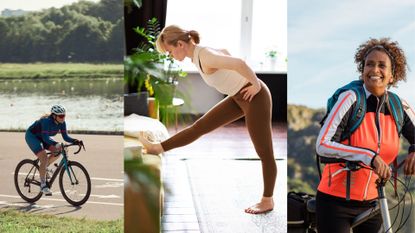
[59,161,91,206]
[14,159,42,203]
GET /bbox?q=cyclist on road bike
[25,104,82,195]
[315,38,415,233]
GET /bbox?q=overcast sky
[288,0,415,108]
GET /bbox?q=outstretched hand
[240,83,261,102]
[404,152,415,175]
[372,156,391,180]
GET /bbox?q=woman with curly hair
[315,38,415,233]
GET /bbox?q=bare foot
[138,132,164,154]
[245,196,274,214]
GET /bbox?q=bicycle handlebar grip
[375,178,387,187]
[74,144,82,154]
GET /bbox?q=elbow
[315,139,324,155]
[234,58,248,71]
[315,144,322,156]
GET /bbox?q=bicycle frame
[24,143,83,189]
[49,143,84,188]
[46,149,70,188]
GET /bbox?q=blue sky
[288,0,415,108]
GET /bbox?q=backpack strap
[340,86,366,141]
[387,91,404,135]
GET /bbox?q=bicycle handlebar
[62,141,86,154]
[320,156,391,187]
[46,142,86,156]
[319,157,363,167]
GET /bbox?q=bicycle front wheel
[59,161,91,206]
[14,159,42,203]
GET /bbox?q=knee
[189,119,207,134]
[192,118,205,129]
[37,151,47,163]
[258,152,276,165]
[256,147,274,159]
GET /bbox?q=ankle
[261,196,274,203]
[157,144,164,153]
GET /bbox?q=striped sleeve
[315,90,377,166]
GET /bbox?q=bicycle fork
[63,159,78,185]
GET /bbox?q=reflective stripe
[363,170,372,200]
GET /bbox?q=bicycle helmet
[51,105,66,115]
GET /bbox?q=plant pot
[124,175,160,233]
[148,97,159,120]
[269,57,277,71]
[153,83,176,106]
[124,92,148,116]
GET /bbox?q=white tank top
[192,45,248,96]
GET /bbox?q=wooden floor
[161,121,287,232]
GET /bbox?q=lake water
[0,78,123,132]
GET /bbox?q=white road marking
[0,194,123,206]
[90,194,120,199]
[94,182,123,188]
[91,177,123,182]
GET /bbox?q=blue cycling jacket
[27,115,75,147]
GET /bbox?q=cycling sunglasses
[56,114,66,119]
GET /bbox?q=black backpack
[287,192,317,233]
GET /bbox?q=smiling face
[362,50,394,97]
[163,41,187,61]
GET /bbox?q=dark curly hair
[354,38,408,87]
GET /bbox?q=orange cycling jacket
[316,85,415,201]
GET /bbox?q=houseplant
[265,49,278,70]
[130,18,186,103]
[124,17,187,122]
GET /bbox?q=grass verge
[0,208,123,233]
[0,63,123,79]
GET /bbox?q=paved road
[0,132,123,221]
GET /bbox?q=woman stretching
[139,25,277,214]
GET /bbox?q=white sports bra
[192,45,248,96]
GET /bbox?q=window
[251,0,287,71]
[166,0,286,72]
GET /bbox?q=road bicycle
[14,142,91,206]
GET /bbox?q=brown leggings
[161,80,276,197]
